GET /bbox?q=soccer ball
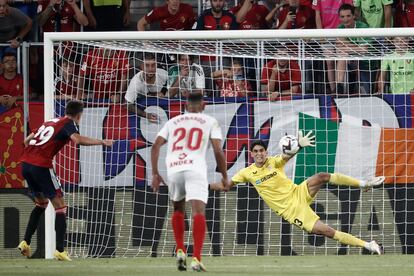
[279,135,299,155]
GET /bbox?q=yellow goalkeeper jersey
[231,155,296,214]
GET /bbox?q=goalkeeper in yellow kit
[220,131,385,254]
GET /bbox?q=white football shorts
[167,170,209,204]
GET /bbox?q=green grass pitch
[0,255,412,276]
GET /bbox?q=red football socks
[192,214,206,260]
[172,211,186,253]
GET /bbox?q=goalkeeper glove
[298,130,316,148]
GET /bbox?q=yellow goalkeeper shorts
[280,180,320,233]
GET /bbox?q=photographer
[37,0,88,33]
[274,0,315,29]
[230,0,270,30]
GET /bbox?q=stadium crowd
[1,0,414,109]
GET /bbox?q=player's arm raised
[151,136,167,192]
[23,133,35,147]
[298,130,315,148]
[281,130,316,161]
[70,133,114,146]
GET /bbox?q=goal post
[43,29,414,258]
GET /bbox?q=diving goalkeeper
[219,131,384,254]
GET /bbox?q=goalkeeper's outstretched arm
[281,130,316,161]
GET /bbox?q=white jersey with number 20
[157,112,223,175]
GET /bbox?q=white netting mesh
[47,32,414,257]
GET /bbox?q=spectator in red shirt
[275,0,315,29]
[230,0,270,98]
[137,0,195,31]
[394,0,414,27]
[212,59,252,97]
[55,58,78,100]
[195,0,238,30]
[194,0,238,96]
[273,0,317,95]
[78,48,129,102]
[230,0,270,30]
[0,51,30,108]
[261,50,302,100]
[265,0,287,29]
[37,0,88,34]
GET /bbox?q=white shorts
[167,170,209,204]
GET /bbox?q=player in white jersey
[151,93,228,272]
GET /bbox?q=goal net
[43,29,414,258]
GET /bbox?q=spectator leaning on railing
[212,58,252,98]
[378,37,414,94]
[78,47,129,102]
[167,54,205,98]
[0,0,32,49]
[124,52,167,123]
[261,47,302,100]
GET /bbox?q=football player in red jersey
[18,101,114,261]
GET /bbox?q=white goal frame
[43,28,414,259]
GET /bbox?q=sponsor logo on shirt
[365,5,382,15]
[255,171,277,185]
[178,153,187,160]
[393,71,413,76]
[95,71,118,84]
[169,159,194,168]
